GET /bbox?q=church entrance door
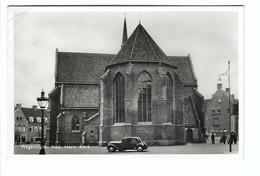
[186,128,193,143]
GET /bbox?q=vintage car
[107,137,148,152]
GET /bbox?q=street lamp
[37,89,49,155]
[219,61,232,152]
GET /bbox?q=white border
[1,2,258,176]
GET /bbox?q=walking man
[211,133,215,144]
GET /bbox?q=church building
[48,19,205,146]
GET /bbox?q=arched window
[138,71,152,122]
[72,116,80,131]
[113,73,125,123]
[166,73,173,123]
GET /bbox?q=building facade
[49,19,205,146]
[14,104,48,144]
[205,83,239,137]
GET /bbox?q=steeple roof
[121,17,128,47]
[107,24,176,68]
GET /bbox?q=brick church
[48,19,205,146]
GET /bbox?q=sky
[11,6,241,108]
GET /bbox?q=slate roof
[21,108,48,123]
[168,56,197,85]
[56,52,197,86]
[57,52,114,83]
[62,84,99,108]
[107,24,175,68]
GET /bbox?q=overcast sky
[11,7,241,108]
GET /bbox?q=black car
[107,137,148,152]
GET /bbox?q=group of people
[210,132,238,145]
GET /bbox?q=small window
[83,112,87,118]
[20,117,22,120]
[217,108,221,114]
[17,125,21,132]
[34,126,38,132]
[16,117,19,121]
[37,118,41,123]
[39,126,42,131]
[30,136,34,142]
[218,98,221,103]
[211,108,216,115]
[21,125,26,132]
[72,116,80,131]
[29,126,33,132]
[90,130,94,136]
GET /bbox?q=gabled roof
[57,52,114,83]
[21,108,47,118]
[107,24,176,68]
[168,56,197,85]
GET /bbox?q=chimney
[225,88,230,93]
[16,103,22,109]
[32,105,37,111]
[217,83,222,90]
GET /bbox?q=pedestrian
[229,132,235,145]
[219,136,223,144]
[211,133,215,144]
[234,133,238,144]
[222,134,227,144]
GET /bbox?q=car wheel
[137,146,143,152]
[108,146,115,152]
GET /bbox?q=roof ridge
[187,54,197,83]
[129,24,140,59]
[140,25,159,61]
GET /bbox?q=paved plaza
[14,141,239,155]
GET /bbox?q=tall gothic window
[166,73,173,123]
[113,73,125,123]
[72,115,80,131]
[138,71,152,122]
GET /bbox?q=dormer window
[37,117,41,123]
[29,117,34,122]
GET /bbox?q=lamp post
[219,61,232,152]
[37,89,49,155]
